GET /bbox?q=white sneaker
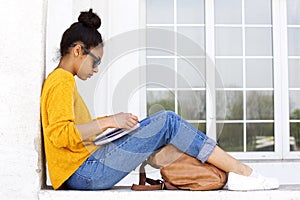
[227,172,279,191]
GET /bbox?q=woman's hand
[109,112,139,130]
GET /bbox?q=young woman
[41,9,279,191]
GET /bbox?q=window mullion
[205,0,216,140]
[272,0,289,158]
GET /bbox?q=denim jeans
[65,111,217,190]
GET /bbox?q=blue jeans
[65,111,217,190]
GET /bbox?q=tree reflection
[290,109,300,151]
[147,90,278,152]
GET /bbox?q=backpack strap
[131,161,178,191]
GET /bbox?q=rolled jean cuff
[196,137,217,163]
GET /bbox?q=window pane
[288,28,300,56]
[290,123,300,151]
[216,91,243,120]
[290,91,300,120]
[178,91,206,120]
[246,59,273,88]
[177,27,205,56]
[245,0,272,24]
[246,91,274,120]
[288,59,300,88]
[177,0,204,24]
[216,59,243,88]
[178,58,206,88]
[215,27,242,56]
[215,0,242,24]
[147,27,175,56]
[217,123,243,152]
[245,28,273,56]
[246,123,274,152]
[147,90,175,115]
[191,123,206,134]
[146,58,175,88]
[287,0,300,25]
[146,0,174,24]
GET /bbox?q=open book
[93,123,140,146]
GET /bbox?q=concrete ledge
[39,185,300,200]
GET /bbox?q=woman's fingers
[113,112,139,129]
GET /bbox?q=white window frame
[143,0,300,160]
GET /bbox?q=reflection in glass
[177,0,204,24]
[289,91,300,120]
[288,59,300,88]
[246,59,273,88]
[245,0,271,24]
[215,0,242,24]
[178,91,206,120]
[215,27,242,56]
[246,91,274,120]
[178,58,206,88]
[146,58,175,88]
[290,123,300,151]
[246,123,274,151]
[288,28,300,56]
[146,0,174,24]
[245,28,273,56]
[177,27,205,56]
[147,90,175,116]
[191,123,206,134]
[217,123,243,152]
[146,27,175,56]
[216,91,243,120]
[287,0,300,25]
[216,59,243,88]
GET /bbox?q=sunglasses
[71,43,101,68]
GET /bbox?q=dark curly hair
[59,9,103,57]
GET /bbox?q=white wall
[0,0,47,199]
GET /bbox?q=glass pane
[289,91,300,120]
[215,0,242,24]
[147,27,175,56]
[191,123,206,134]
[215,27,243,56]
[177,27,205,56]
[216,59,243,88]
[146,58,175,88]
[287,0,300,25]
[288,59,300,88]
[288,28,300,56]
[290,123,300,151]
[146,0,174,24]
[246,123,274,151]
[178,91,206,120]
[245,28,273,56]
[147,90,175,115]
[177,0,204,24]
[246,59,273,88]
[217,123,243,152]
[246,91,274,120]
[216,91,243,120]
[245,0,272,24]
[178,58,206,88]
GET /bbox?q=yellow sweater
[41,68,99,189]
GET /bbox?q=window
[145,0,300,160]
[146,0,207,132]
[215,0,274,153]
[287,0,300,152]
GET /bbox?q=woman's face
[76,44,103,80]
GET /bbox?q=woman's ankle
[234,164,252,176]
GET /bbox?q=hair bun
[78,9,101,29]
